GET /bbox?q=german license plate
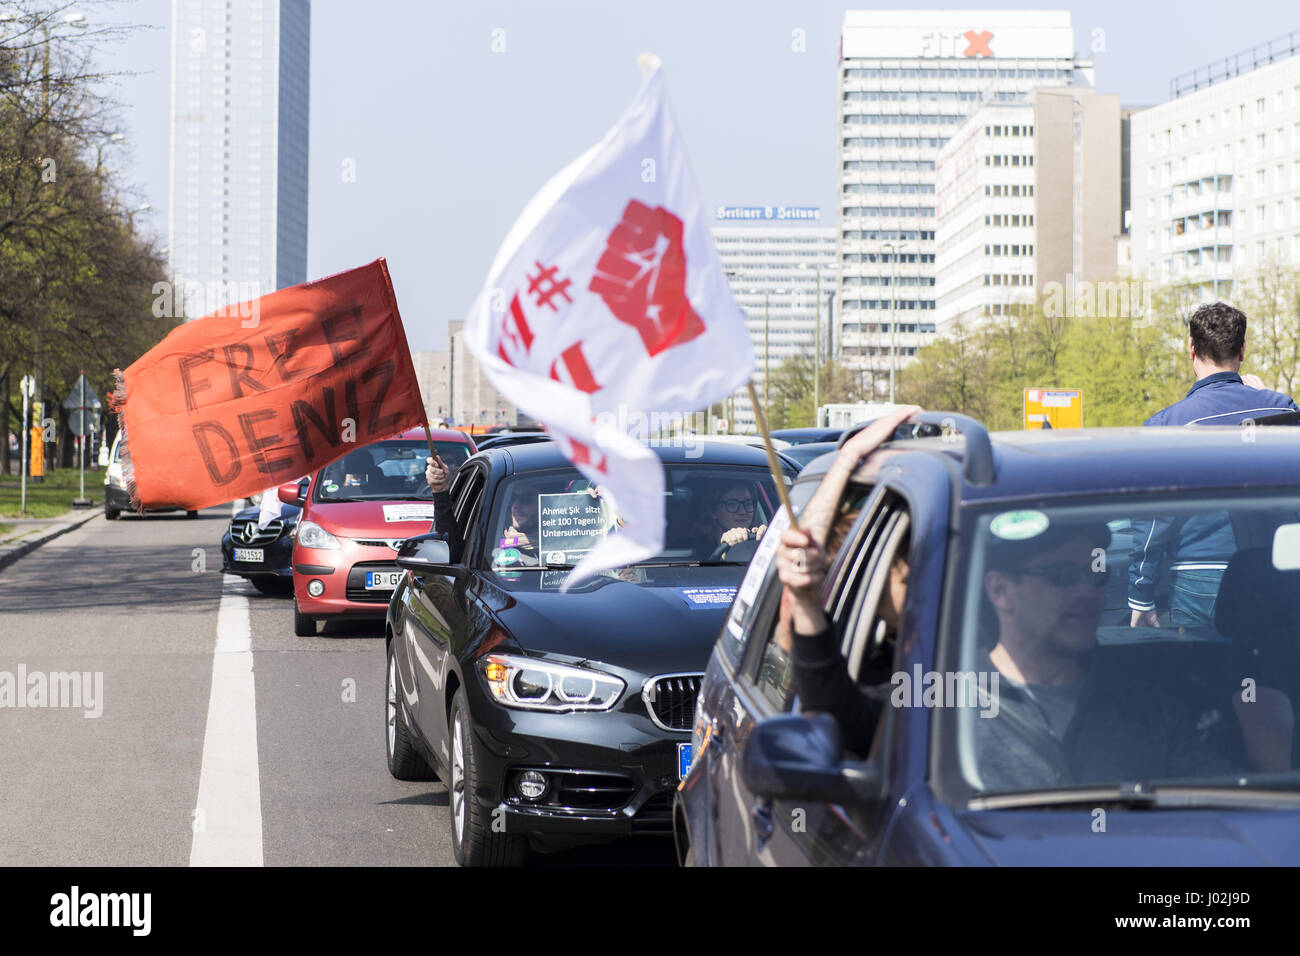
[678,742,692,780]
[366,570,402,590]
[233,548,264,563]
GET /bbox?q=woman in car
[694,482,768,559]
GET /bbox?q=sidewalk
[0,506,104,573]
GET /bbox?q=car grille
[642,674,703,732]
[352,539,399,550]
[345,562,400,603]
[228,518,286,546]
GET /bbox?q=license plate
[678,742,692,780]
[366,570,402,590]
[233,548,264,563]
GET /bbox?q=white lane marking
[190,502,263,866]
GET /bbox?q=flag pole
[422,422,439,463]
[746,380,799,532]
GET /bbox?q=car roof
[476,438,798,474]
[831,426,1300,505]
[391,426,473,443]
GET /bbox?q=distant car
[693,434,790,451]
[473,432,551,451]
[777,441,839,472]
[385,441,797,865]
[220,478,308,595]
[288,427,477,636]
[103,432,197,520]
[677,415,1300,866]
[771,427,843,445]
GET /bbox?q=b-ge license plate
[678,743,692,780]
[366,571,402,590]
[233,548,264,563]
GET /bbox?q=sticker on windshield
[990,509,1050,541]
[536,493,616,564]
[383,504,441,523]
[680,587,737,608]
[496,548,522,567]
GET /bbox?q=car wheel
[186,510,199,519]
[104,508,119,521]
[448,687,526,867]
[293,598,317,637]
[251,578,290,596]
[386,643,436,781]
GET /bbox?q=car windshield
[485,464,785,571]
[944,494,1300,798]
[315,439,470,502]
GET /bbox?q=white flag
[464,57,754,587]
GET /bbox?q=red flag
[110,259,426,511]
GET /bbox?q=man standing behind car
[1128,302,1298,629]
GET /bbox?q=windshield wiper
[969,781,1300,811]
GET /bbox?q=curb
[0,506,104,573]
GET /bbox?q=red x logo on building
[963,29,994,57]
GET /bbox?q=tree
[766,352,866,430]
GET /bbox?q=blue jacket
[1128,372,1298,613]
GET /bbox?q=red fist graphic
[589,199,705,357]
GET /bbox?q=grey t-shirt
[1019,680,1084,740]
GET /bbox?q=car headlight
[296,519,341,550]
[478,654,625,712]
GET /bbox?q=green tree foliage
[0,3,172,471]
[765,352,868,430]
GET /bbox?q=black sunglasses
[1017,562,1109,589]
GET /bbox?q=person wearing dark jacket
[425,453,459,553]
[1128,301,1298,629]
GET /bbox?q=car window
[316,439,445,501]
[942,493,1300,799]
[484,464,787,572]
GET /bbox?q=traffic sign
[19,375,36,399]
[1024,388,1083,429]
[69,409,98,436]
[63,374,100,410]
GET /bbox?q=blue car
[676,413,1300,865]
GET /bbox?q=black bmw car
[220,478,308,594]
[384,441,796,865]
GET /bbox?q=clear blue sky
[95,0,1299,351]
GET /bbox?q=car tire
[448,687,526,867]
[293,599,317,637]
[104,508,119,521]
[385,643,437,781]
[251,578,290,596]
[186,510,198,519]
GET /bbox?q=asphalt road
[0,505,673,867]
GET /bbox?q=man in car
[779,511,1231,791]
[1128,302,1298,629]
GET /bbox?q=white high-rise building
[713,213,836,433]
[1130,34,1300,306]
[838,9,1093,395]
[935,87,1123,329]
[168,0,310,318]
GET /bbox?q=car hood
[304,499,441,539]
[956,807,1300,865]
[480,565,744,675]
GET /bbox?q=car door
[712,486,915,868]
[408,463,487,762]
[708,482,894,864]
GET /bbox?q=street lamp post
[882,241,906,404]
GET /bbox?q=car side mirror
[396,532,463,576]
[741,713,882,805]
[277,480,305,506]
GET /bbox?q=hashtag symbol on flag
[527,261,573,312]
[590,199,705,357]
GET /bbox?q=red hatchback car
[283,427,476,636]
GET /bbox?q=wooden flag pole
[422,422,439,464]
[746,380,799,532]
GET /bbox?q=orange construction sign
[1023,388,1083,429]
[110,259,426,512]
